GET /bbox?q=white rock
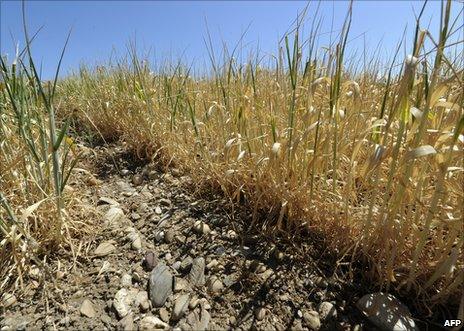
[121,274,132,287]
[199,298,211,310]
[206,259,219,270]
[357,293,418,331]
[139,316,169,330]
[104,207,124,224]
[255,307,266,321]
[174,277,190,293]
[113,288,137,318]
[80,299,96,318]
[189,296,200,309]
[159,307,170,322]
[193,221,211,235]
[94,242,116,256]
[136,290,150,312]
[132,237,142,250]
[172,294,190,320]
[119,313,134,331]
[207,276,223,294]
[226,230,237,239]
[1,293,17,308]
[318,302,337,320]
[303,310,321,330]
[190,308,211,330]
[98,197,120,206]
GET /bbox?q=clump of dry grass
[0,7,89,298]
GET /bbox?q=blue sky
[1,1,462,79]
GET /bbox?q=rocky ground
[1,143,427,331]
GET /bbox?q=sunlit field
[1,0,463,324]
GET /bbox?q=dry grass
[1,0,463,316]
[0,9,90,299]
[59,1,463,311]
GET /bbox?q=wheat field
[1,0,463,319]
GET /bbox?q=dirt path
[1,143,424,331]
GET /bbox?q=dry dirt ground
[0,143,444,331]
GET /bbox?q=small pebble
[80,299,96,318]
[143,251,158,271]
[132,174,143,185]
[255,307,266,321]
[121,273,132,287]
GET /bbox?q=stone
[132,174,143,186]
[126,227,142,250]
[1,293,17,308]
[155,206,162,215]
[143,251,158,271]
[149,263,173,308]
[164,230,175,243]
[118,313,134,331]
[101,314,112,325]
[172,261,181,270]
[206,259,219,270]
[188,257,205,286]
[59,316,71,326]
[199,298,211,310]
[131,235,142,250]
[159,198,171,206]
[80,299,96,318]
[113,288,137,318]
[193,221,211,235]
[120,169,130,176]
[318,302,337,320]
[207,276,223,294]
[226,229,237,239]
[291,320,304,331]
[159,307,170,322]
[98,197,120,206]
[139,316,169,330]
[223,274,236,288]
[260,269,275,281]
[273,248,285,261]
[315,277,328,289]
[190,308,211,331]
[121,274,132,287]
[180,256,193,272]
[94,242,116,256]
[303,310,321,330]
[136,291,150,312]
[356,293,418,331]
[174,277,190,293]
[255,307,266,321]
[104,207,124,224]
[132,269,143,284]
[228,316,237,326]
[154,230,165,242]
[189,296,200,309]
[172,294,190,321]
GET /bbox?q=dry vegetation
[1,0,463,317]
